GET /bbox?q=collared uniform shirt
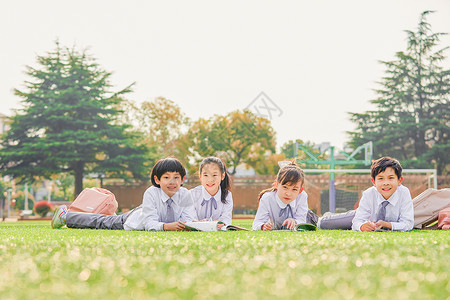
[252,190,308,230]
[189,185,233,225]
[352,185,414,231]
[123,186,196,231]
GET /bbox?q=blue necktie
[201,197,218,219]
[376,201,389,221]
[166,198,175,222]
[279,203,293,219]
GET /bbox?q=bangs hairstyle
[371,156,402,180]
[199,157,231,204]
[277,164,305,186]
[150,157,186,187]
[258,161,305,200]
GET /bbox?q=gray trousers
[319,210,356,230]
[66,207,139,230]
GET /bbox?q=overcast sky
[1,0,449,150]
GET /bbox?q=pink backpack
[438,207,450,230]
[413,188,450,229]
[68,187,118,215]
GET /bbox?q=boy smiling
[352,157,414,231]
[52,157,196,231]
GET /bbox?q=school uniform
[189,185,233,225]
[252,190,309,230]
[352,185,414,231]
[66,186,196,231]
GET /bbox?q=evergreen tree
[348,11,449,174]
[0,42,149,197]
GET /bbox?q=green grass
[0,221,449,300]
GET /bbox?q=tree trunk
[73,161,84,199]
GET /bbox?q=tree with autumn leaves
[186,110,276,175]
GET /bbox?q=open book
[274,223,317,231]
[179,221,249,231]
[295,223,317,231]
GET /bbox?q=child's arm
[360,222,377,231]
[142,188,166,231]
[293,191,308,225]
[282,218,297,230]
[218,193,233,226]
[180,191,197,223]
[252,196,271,230]
[163,222,186,231]
[352,190,374,231]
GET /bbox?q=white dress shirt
[189,185,233,225]
[252,191,309,230]
[123,186,196,231]
[352,185,414,231]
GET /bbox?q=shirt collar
[161,189,179,204]
[201,185,221,202]
[275,192,296,209]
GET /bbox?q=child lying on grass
[52,157,196,231]
[318,157,414,231]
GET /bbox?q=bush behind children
[52,156,414,232]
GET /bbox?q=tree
[348,11,450,174]
[115,97,191,170]
[0,42,149,197]
[188,110,276,174]
[124,97,190,155]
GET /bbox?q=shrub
[34,201,53,217]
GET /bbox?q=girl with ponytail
[252,161,309,230]
[189,157,233,228]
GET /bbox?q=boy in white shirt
[319,157,414,231]
[51,157,196,231]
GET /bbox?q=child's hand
[282,218,297,230]
[375,220,392,230]
[262,222,273,231]
[163,222,186,231]
[360,221,376,232]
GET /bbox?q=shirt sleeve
[352,190,373,231]
[390,190,414,231]
[294,192,308,224]
[218,192,233,225]
[180,191,197,222]
[142,188,165,231]
[252,196,270,230]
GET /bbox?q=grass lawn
[0,220,448,300]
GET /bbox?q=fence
[103,173,449,215]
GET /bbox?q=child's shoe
[51,205,68,229]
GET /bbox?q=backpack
[413,188,450,229]
[438,207,450,230]
[68,187,118,215]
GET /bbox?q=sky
[1,0,449,151]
